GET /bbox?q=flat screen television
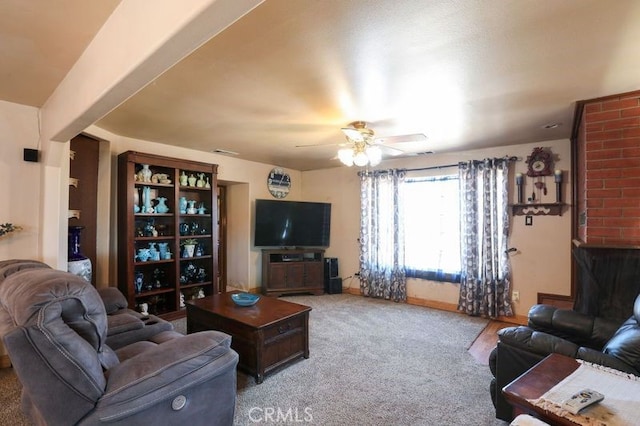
[254,199,331,248]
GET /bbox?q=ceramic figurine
[143,219,155,237]
[139,302,149,316]
[189,222,200,235]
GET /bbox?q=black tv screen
[254,199,331,247]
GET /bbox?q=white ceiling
[3,0,640,170]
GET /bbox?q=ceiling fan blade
[374,133,427,145]
[341,127,366,142]
[295,142,346,148]
[378,145,406,156]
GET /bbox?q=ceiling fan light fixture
[366,145,382,166]
[353,151,369,167]
[338,148,355,166]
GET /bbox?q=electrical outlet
[512,291,520,302]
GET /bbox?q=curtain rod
[358,156,519,175]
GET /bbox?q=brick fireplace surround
[575,90,640,246]
[568,90,640,321]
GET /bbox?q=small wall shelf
[511,202,564,216]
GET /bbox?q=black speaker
[325,277,342,294]
[324,257,339,280]
[23,148,39,162]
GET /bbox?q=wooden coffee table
[186,292,311,383]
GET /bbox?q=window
[403,175,461,282]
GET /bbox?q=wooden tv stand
[261,249,325,296]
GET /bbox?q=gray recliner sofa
[0,262,239,425]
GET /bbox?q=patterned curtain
[359,169,407,302]
[458,158,513,318]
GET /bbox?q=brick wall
[577,91,640,245]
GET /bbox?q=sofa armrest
[97,330,238,422]
[498,326,580,358]
[105,312,144,336]
[105,311,173,350]
[527,304,621,350]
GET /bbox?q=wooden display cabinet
[261,249,325,296]
[117,151,219,319]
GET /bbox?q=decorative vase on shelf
[179,196,188,214]
[68,226,92,283]
[158,242,170,259]
[196,173,205,188]
[134,271,144,294]
[180,171,189,186]
[155,197,169,213]
[137,164,152,183]
[137,248,151,262]
[186,200,197,214]
[142,186,153,213]
[182,244,196,258]
[188,174,197,187]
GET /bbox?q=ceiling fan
[296,121,427,167]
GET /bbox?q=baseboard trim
[406,296,458,312]
[0,354,11,369]
[343,287,526,324]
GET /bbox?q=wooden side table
[502,353,580,425]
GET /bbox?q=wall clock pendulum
[526,147,553,200]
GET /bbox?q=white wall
[302,139,573,319]
[0,101,42,260]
